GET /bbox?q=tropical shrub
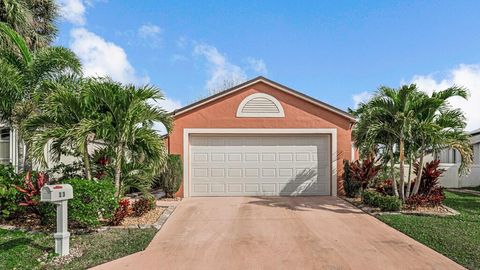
[362,189,402,211]
[375,179,394,196]
[15,171,48,207]
[0,164,23,219]
[110,199,131,226]
[413,159,445,195]
[132,196,155,217]
[405,188,445,208]
[155,155,182,198]
[406,160,446,207]
[343,160,360,197]
[39,178,117,228]
[350,158,380,190]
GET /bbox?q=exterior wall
[439,163,480,188]
[435,131,480,188]
[168,82,354,197]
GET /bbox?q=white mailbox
[41,184,73,202]
[41,184,73,256]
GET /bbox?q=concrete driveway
[93,197,463,270]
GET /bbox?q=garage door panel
[190,135,330,196]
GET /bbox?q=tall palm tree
[0,22,81,170]
[0,0,57,50]
[85,79,173,196]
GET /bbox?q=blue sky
[56,0,480,130]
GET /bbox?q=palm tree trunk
[389,146,399,197]
[399,138,405,201]
[412,151,425,195]
[114,143,124,197]
[406,155,413,198]
[83,139,92,180]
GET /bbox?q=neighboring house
[0,124,21,170]
[436,128,480,188]
[0,123,78,173]
[165,76,357,198]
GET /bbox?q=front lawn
[379,191,480,270]
[0,228,157,269]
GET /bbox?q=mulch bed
[0,202,174,232]
[121,207,166,227]
[342,196,459,217]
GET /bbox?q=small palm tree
[23,76,100,179]
[85,79,173,196]
[0,23,81,170]
[409,86,472,195]
[352,84,473,200]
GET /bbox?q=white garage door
[189,134,330,196]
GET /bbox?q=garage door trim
[183,128,337,197]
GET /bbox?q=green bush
[39,178,118,228]
[343,160,360,197]
[362,189,402,212]
[155,155,182,198]
[0,164,23,219]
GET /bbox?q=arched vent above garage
[236,93,285,117]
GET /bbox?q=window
[0,128,10,141]
[0,128,10,164]
[236,93,285,118]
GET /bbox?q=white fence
[439,163,480,188]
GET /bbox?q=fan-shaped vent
[242,97,280,113]
[236,93,285,117]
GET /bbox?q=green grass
[379,191,480,270]
[0,228,158,270]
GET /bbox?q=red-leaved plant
[406,160,446,207]
[94,156,109,179]
[110,199,131,226]
[376,179,394,196]
[413,159,445,195]
[350,158,380,190]
[15,172,49,207]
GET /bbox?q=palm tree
[22,76,100,179]
[85,79,173,196]
[352,97,400,196]
[0,22,81,170]
[352,84,473,200]
[0,0,57,50]
[409,86,472,195]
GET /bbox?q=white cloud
[151,98,182,134]
[70,28,149,84]
[155,97,182,113]
[194,43,247,91]
[246,57,268,74]
[352,91,373,109]
[138,23,162,39]
[58,0,86,26]
[138,23,162,48]
[411,64,480,131]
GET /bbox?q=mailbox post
[40,184,73,256]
